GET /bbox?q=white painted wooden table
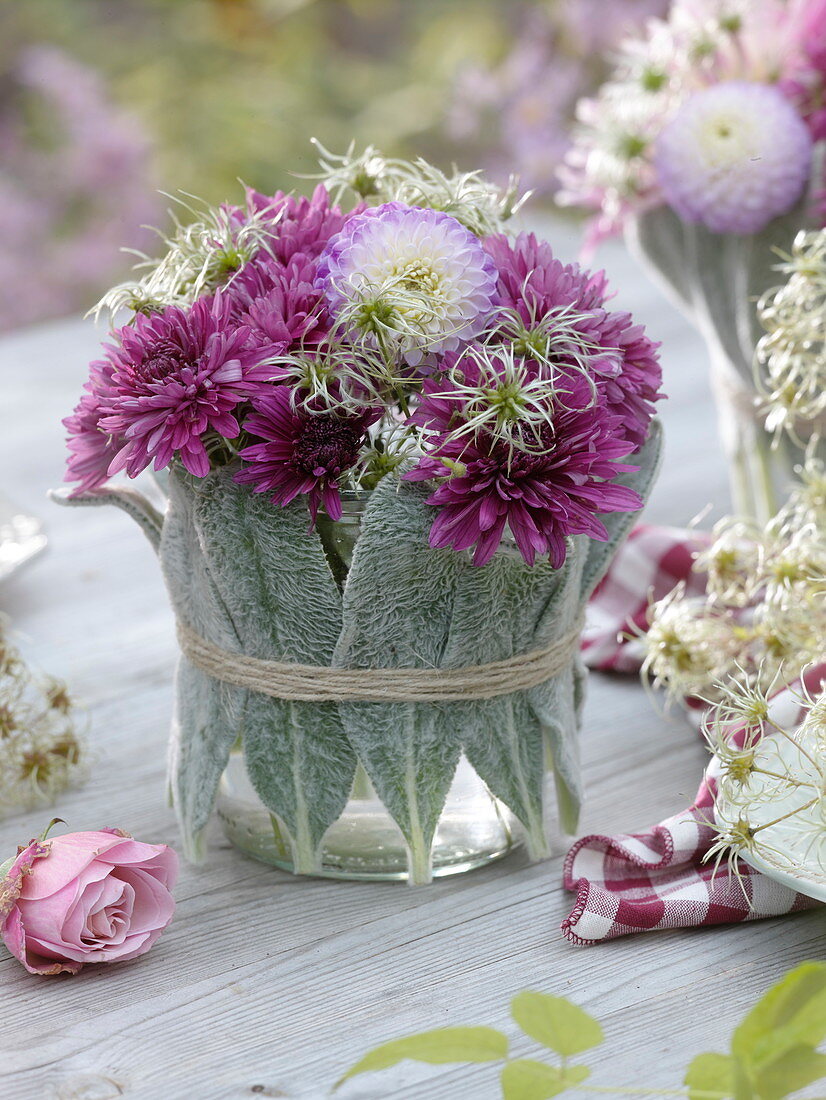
[1,223,823,1100]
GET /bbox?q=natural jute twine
[176,617,585,703]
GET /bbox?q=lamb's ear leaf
[441,546,568,859]
[190,469,352,874]
[159,468,247,861]
[628,198,812,373]
[333,477,463,884]
[627,205,694,311]
[50,484,164,552]
[526,538,587,840]
[579,418,664,605]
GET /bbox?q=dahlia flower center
[698,109,756,166]
[136,340,186,383]
[392,259,441,296]
[293,416,363,474]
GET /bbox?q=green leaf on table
[684,1051,735,1099]
[333,1026,508,1090]
[511,991,604,1056]
[732,962,826,1070]
[754,1046,826,1100]
[501,1059,589,1100]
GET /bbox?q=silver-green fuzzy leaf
[333,477,463,884]
[441,544,570,859]
[159,468,249,861]
[579,418,664,605]
[189,467,354,873]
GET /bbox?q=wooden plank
[1,224,822,1100]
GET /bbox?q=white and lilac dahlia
[653,82,812,234]
[316,202,498,365]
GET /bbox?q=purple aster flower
[79,292,281,482]
[316,202,498,365]
[653,82,813,235]
[407,395,642,568]
[236,387,380,521]
[484,233,662,448]
[242,184,357,264]
[227,254,330,351]
[63,360,122,496]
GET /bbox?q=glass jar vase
[217,752,520,882]
[58,423,663,886]
[216,492,523,882]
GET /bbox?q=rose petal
[2,908,82,976]
[60,877,109,949]
[0,841,51,921]
[18,862,112,944]
[92,839,180,878]
[18,832,129,900]
[112,867,175,935]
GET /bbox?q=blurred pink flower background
[0,45,158,332]
[446,1,668,197]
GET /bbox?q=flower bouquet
[560,0,826,521]
[57,148,663,884]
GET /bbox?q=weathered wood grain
[1,221,822,1100]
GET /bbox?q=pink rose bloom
[0,828,178,976]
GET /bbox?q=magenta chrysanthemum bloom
[316,202,498,365]
[653,82,813,235]
[63,360,122,496]
[84,293,281,482]
[407,397,642,568]
[236,387,380,521]
[243,184,357,264]
[227,254,329,351]
[782,0,826,141]
[484,232,662,447]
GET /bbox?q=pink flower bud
[0,828,178,976]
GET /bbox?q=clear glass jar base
[217,753,521,883]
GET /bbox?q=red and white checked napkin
[564,526,824,945]
[581,523,710,674]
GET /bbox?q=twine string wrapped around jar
[175,615,586,704]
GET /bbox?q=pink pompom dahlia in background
[0,828,178,976]
[560,0,826,240]
[654,83,812,234]
[64,149,663,570]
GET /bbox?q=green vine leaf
[684,1051,735,1099]
[500,1060,589,1100]
[511,991,603,1057]
[732,962,826,1071]
[333,1026,508,1091]
[753,1046,826,1100]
